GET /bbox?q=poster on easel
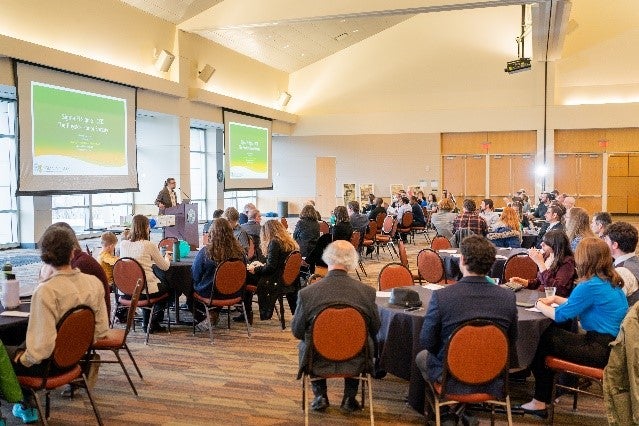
[360,184,374,205]
[343,183,356,205]
[390,184,404,197]
[407,185,421,197]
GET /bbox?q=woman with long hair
[119,214,172,333]
[518,237,628,417]
[565,206,595,250]
[293,204,320,258]
[192,218,247,324]
[510,229,576,297]
[331,205,352,241]
[487,206,522,248]
[426,193,438,211]
[248,220,299,320]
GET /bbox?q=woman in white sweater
[119,214,172,333]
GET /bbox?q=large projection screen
[223,110,273,190]
[16,62,138,195]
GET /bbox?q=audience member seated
[604,221,639,306]
[362,193,376,213]
[591,211,612,238]
[410,196,426,227]
[239,203,255,225]
[248,220,300,320]
[479,198,500,231]
[192,218,247,325]
[430,198,457,240]
[416,235,517,424]
[291,240,380,413]
[119,214,172,333]
[425,193,438,211]
[529,192,551,219]
[347,200,369,234]
[8,225,109,424]
[510,230,576,297]
[367,198,387,221]
[98,231,120,321]
[535,204,565,248]
[293,205,321,259]
[518,237,628,418]
[306,199,322,220]
[453,199,488,236]
[225,207,250,253]
[563,196,576,212]
[565,206,595,250]
[486,206,522,248]
[331,206,353,241]
[241,208,263,260]
[202,209,224,234]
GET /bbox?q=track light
[198,64,215,82]
[154,49,175,72]
[278,91,291,107]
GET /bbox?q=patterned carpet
[0,232,609,425]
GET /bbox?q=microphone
[178,188,191,202]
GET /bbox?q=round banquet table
[438,247,528,282]
[375,285,552,414]
[0,303,31,345]
[162,252,196,323]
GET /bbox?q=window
[224,190,257,211]
[52,192,133,236]
[0,99,19,247]
[190,127,207,219]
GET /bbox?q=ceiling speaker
[155,49,175,72]
[198,64,215,82]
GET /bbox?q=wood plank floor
[2,219,628,425]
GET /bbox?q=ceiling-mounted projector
[505,57,531,74]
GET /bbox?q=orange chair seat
[376,235,391,243]
[433,382,496,403]
[245,284,257,293]
[118,292,169,307]
[193,292,242,307]
[92,329,125,348]
[545,356,604,380]
[18,365,82,390]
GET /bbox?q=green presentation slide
[32,82,127,175]
[228,121,269,179]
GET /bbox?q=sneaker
[340,396,362,413]
[310,395,329,412]
[12,404,38,424]
[61,384,76,398]
[209,310,220,326]
[196,320,210,332]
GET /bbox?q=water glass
[544,286,556,298]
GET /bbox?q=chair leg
[82,374,105,426]
[242,307,252,338]
[366,375,374,425]
[113,350,138,396]
[303,374,309,426]
[29,390,47,426]
[123,344,143,378]
[206,308,214,343]
[505,395,513,426]
[278,296,286,330]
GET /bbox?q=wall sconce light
[278,91,292,107]
[198,64,215,82]
[154,49,175,72]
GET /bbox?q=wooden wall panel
[488,131,536,154]
[608,196,627,214]
[555,129,606,153]
[579,155,602,195]
[511,155,536,194]
[442,156,465,197]
[576,197,602,214]
[608,155,628,177]
[630,155,639,176]
[442,133,486,155]
[554,155,578,194]
[628,197,639,213]
[489,156,510,197]
[608,177,628,197]
[606,128,639,152]
[466,155,486,197]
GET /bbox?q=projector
[504,58,531,74]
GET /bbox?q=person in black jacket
[248,220,300,320]
[293,205,320,258]
[332,206,353,241]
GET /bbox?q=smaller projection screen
[16,62,138,195]
[223,110,273,190]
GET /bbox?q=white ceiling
[119,0,563,73]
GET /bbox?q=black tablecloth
[439,248,528,282]
[0,303,30,345]
[376,285,552,413]
[164,252,196,323]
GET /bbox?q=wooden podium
[163,203,199,250]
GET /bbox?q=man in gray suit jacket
[604,221,639,306]
[291,240,380,413]
[416,235,518,422]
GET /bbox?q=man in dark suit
[416,235,518,422]
[604,221,639,306]
[155,177,177,212]
[292,240,380,413]
[534,204,565,248]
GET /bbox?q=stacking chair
[349,230,366,279]
[375,216,398,259]
[91,280,144,395]
[158,236,177,251]
[361,220,377,259]
[417,248,450,285]
[502,253,538,283]
[16,306,103,426]
[318,220,330,235]
[375,212,387,236]
[397,211,413,243]
[427,319,513,426]
[192,258,249,342]
[301,305,374,425]
[411,213,429,244]
[274,251,303,330]
[113,257,171,345]
[431,235,452,251]
[545,356,604,424]
[377,262,414,291]
[397,240,421,282]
